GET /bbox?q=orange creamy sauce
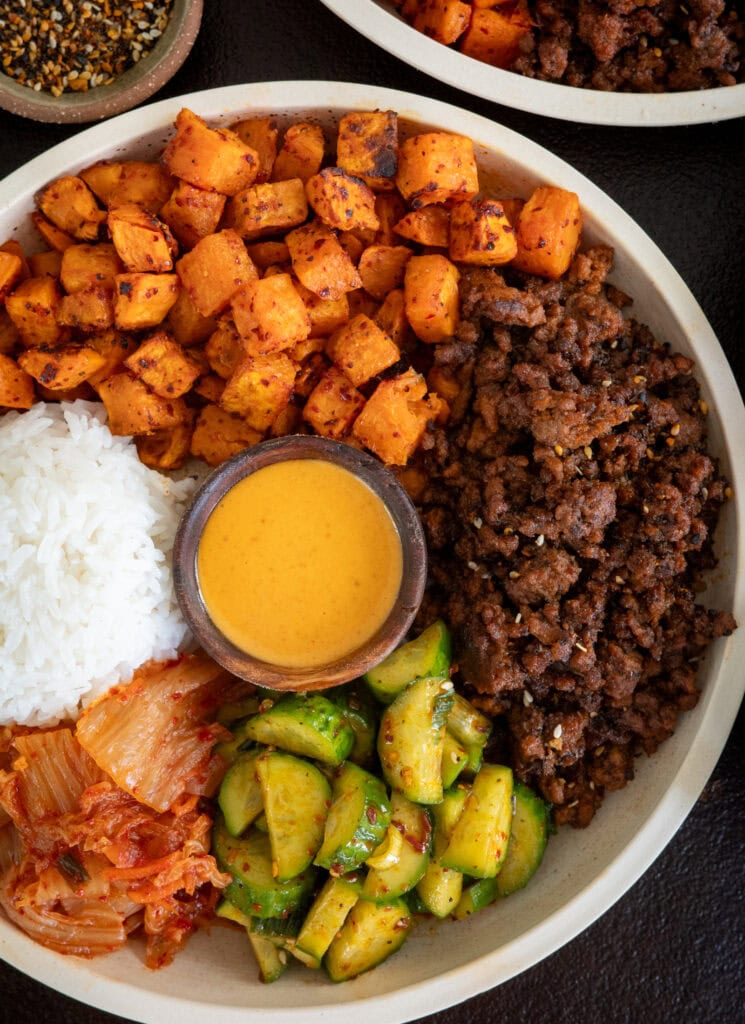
[196,459,404,668]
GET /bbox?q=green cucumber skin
[362,795,433,902]
[441,764,514,878]
[332,683,379,768]
[242,694,355,766]
[495,781,550,897]
[296,875,361,962]
[324,897,412,982]
[314,763,392,874]
[364,620,452,704]
[441,731,468,789]
[452,876,500,919]
[447,693,492,748]
[246,930,288,983]
[217,752,263,837]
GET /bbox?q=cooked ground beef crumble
[415,246,736,827]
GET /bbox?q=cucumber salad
[212,621,550,984]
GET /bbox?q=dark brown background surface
[0,2,743,1022]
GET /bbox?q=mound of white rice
[0,401,197,727]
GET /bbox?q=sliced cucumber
[246,929,289,983]
[452,876,500,920]
[216,696,262,726]
[248,912,303,942]
[461,739,484,778]
[332,683,379,768]
[415,787,467,918]
[362,793,432,902]
[441,731,468,789]
[495,782,550,897]
[217,751,263,837]
[324,897,412,982]
[364,620,451,704]
[447,693,492,749]
[213,821,316,919]
[441,764,513,879]
[257,751,331,882]
[216,898,252,928]
[242,694,355,766]
[214,720,254,766]
[315,762,391,874]
[378,676,454,804]
[296,874,362,963]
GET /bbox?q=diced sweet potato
[159,181,226,251]
[0,240,28,281]
[229,117,279,183]
[336,110,398,192]
[306,168,380,233]
[205,320,245,379]
[347,288,380,320]
[37,176,106,241]
[193,373,226,404]
[176,229,258,317]
[293,350,328,398]
[85,330,139,385]
[135,414,196,470]
[190,403,262,466]
[449,198,518,265]
[6,276,67,347]
[60,243,122,292]
[404,253,460,343]
[302,366,366,439]
[294,280,350,338]
[352,368,439,465]
[269,401,303,437]
[375,288,410,348]
[57,285,115,332]
[0,250,23,300]
[161,108,259,196]
[326,313,400,387]
[338,231,365,265]
[271,123,325,184]
[0,308,21,355]
[0,352,34,408]
[460,7,531,67]
[374,192,407,246]
[393,205,451,247]
[245,241,290,270]
[358,244,412,300]
[512,186,583,280]
[35,381,95,403]
[123,330,202,398]
[413,0,472,44]
[228,178,308,241]
[30,212,75,252]
[108,203,177,273]
[285,220,361,300]
[166,288,217,347]
[80,161,173,211]
[220,351,297,431]
[114,273,180,331]
[28,250,63,278]
[396,133,479,209]
[18,343,107,389]
[500,197,525,225]
[79,161,126,206]
[231,273,310,356]
[97,371,187,435]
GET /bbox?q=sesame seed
[725,486,734,500]
[535,534,545,547]
[523,689,533,706]
[554,444,564,456]
[440,681,454,692]
[670,423,680,436]
[553,724,563,739]
[515,612,522,624]
[450,750,460,763]
[615,576,625,585]
[574,641,588,653]
[508,570,520,579]
[584,446,593,458]
[602,379,612,387]
[472,517,483,529]
[467,560,478,570]
[699,399,709,415]
[642,504,650,514]
[633,375,647,384]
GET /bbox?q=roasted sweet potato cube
[0,352,34,408]
[347,288,380,320]
[108,203,177,273]
[0,250,23,301]
[35,381,95,403]
[294,280,350,338]
[193,373,225,404]
[6,276,67,347]
[231,273,310,356]
[166,288,217,347]
[61,243,122,294]
[37,176,106,240]
[306,168,380,234]
[404,253,460,343]
[228,179,308,241]
[512,186,583,280]
[28,250,63,278]
[286,220,361,300]
[449,198,518,265]
[338,231,366,265]
[374,192,407,246]
[358,244,412,300]
[97,371,187,435]
[394,205,450,247]
[176,229,257,317]
[161,108,259,196]
[396,133,479,209]
[136,414,196,470]
[229,117,279,183]
[220,351,297,432]
[269,402,303,437]
[57,285,115,332]
[123,330,202,398]
[0,309,21,355]
[352,369,437,465]
[114,273,180,331]
[336,110,398,192]
[205,320,245,379]
[302,366,366,439]
[30,212,75,252]
[375,288,410,349]
[500,197,525,225]
[109,162,174,212]
[413,0,471,43]
[271,123,325,184]
[327,314,400,387]
[245,241,290,270]
[0,240,29,280]
[159,181,226,251]
[293,350,328,398]
[18,343,107,389]
[190,403,262,466]
[460,7,531,67]
[79,161,125,206]
[85,330,139,385]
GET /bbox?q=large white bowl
[0,81,743,1023]
[319,0,745,127]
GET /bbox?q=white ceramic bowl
[318,0,745,127]
[0,81,743,1024]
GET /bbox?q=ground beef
[416,246,736,827]
[512,0,744,92]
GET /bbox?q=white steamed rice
[0,400,197,727]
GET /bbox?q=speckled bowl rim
[319,0,745,127]
[0,82,743,1024]
[0,0,203,124]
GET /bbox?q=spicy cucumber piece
[213,821,316,919]
[246,930,289,983]
[362,793,432,902]
[217,751,263,837]
[447,693,492,750]
[242,694,355,766]
[378,676,454,804]
[315,762,391,873]
[332,683,379,768]
[364,620,452,704]
[441,764,513,878]
[256,751,331,882]
[295,874,362,963]
[452,876,500,920]
[441,731,468,789]
[216,898,252,928]
[495,782,550,897]
[415,787,466,918]
[324,897,412,982]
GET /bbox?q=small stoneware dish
[173,434,427,691]
[0,0,203,124]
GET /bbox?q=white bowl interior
[0,81,743,1024]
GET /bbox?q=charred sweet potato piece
[18,343,107,389]
[28,250,63,278]
[60,243,122,293]
[205,320,245,379]
[352,368,441,465]
[0,352,34,408]
[30,212,76,252]
[394,205,451,247]
[229,117,279,183]
[220,351,297,432]
[108,204,177,273]
[80,160,173,211]
[231,273,310,356]
[327,314,400,387]
[37,176,106,241]
[228,178,308,241]
[449,198,518,265]
[271,123,325,184]
[162,108,259,196]
[412,0,471,44]
[336,110,398,192]
[460,7,532,67]
[347,288,380,321]
[85,330,139,385]
[306,168,380,234]
[302,366,366,439]
[193,372,225,404]
[404,253,460,343]
[135,413,196,470]
[396,133,479,209]
[285,220,361,300]
[190,403,262,466]
[512,186,583,280]
[176,229,257,317]
[57,285,115,332]
[124,330,202,398]
[5,276,67,347]
[159,181,226,251]
[245,241,290,270]
[292,349,328,398]
[113,273,180,331]
[97,371,187,435]
[0,250,23,301]
[373,192,407,246]
[166,288,217,347]
[294,280,350,338]
[358,244,412,300]
[375,288,410,349]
